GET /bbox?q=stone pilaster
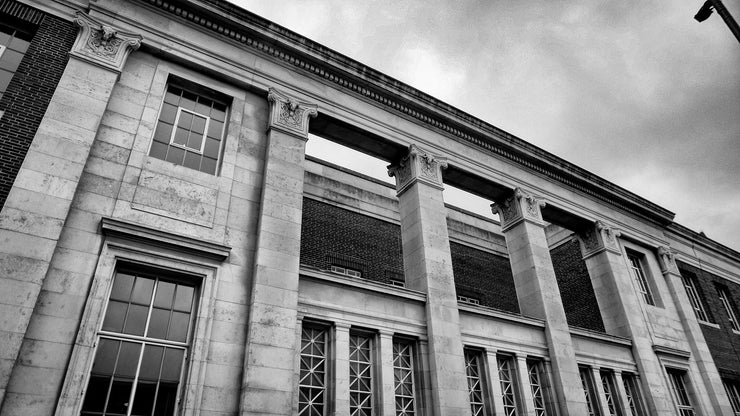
[485,351,506,414]
[592,367,610,416]
[333,323,351,416]
[378,330,396,416]
[575,221,674,415]
[388,144,469,415]
[0,11,140,406]
[657,246,733,415]
[239,88,316,415]
[491,188,588,415]
[515,355,536,416]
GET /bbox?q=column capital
[657,246,680,275]
[577,220,622,259]
[490,188,546,232]
[387,144,448,195]
[71,11,142,73]
[267,88,318,139]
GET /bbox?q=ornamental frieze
[71,12,141,72]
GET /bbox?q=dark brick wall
[550,239,606,332]
[449,241,519,313]
[678,261,740,380]
[0,12,76,209]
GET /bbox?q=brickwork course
[449,241,519,313]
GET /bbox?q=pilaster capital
[577,220,622,259]
[490,188,546,232]
[71,12,142,73]
[267,88,318,139]
[657,246,680,275]
[387,144,448,195]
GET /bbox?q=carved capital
[387,144,448,195]
[71,12,142,73]
[577,220,622,259]
[490,188,546,232]
[657,246,680,274]
[267,88,318,139]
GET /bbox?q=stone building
[0,0,739,415]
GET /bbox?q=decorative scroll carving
[490,188,545,232]
[267,88,318,138]
[577,220,622,259]
[71,12,141,72]
[657,246,679,274]
[387,144,448,195]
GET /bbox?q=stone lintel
[657,245,680,275]
[387,144,448,196]
[490,188,545,232]
[71,11,142,73]
[577,220,622,259]
[267,88,318,139]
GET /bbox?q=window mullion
[126,342,147,416]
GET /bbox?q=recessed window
[457,295,481,305]
[331,265,362,278]
[149,81,229,175]
[680,273,710,322]
[579,366,599,416]
[666,368,695,416]
[627,253,655,306]
[393,339,417,415]
[527,360,550,416]
[718,286,740,331]
[498,355,519,416]
[81,270,197,416]
[600,370,619,416]
[622,372,646,416]
[724,380,740,416]
[464,349,488,416]
[299,323,328,415]
[0,20,34,102]
[349,332,374,415]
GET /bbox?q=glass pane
[115,341,142,378]
[153,122,173,143]
[107,378,134,415]
[92,338,120,375]
[168,311,190,342]
[123,304,148,336]
[203,137,221,159]
[102,301,127,333]
[110,273,135,301]
[191,115,206,134]
[173,127,188,145]
[0,49,23,71]
[195,97,212,115]
[131,380,157,416]
[0,32,10,45]
[81,374,110,412]
[139,345,165,381]
[160,348,184,382]
[207,120,223,139]
[148,307,171,340]
[131,277,155,305]
[178,111,193,129]
[211,104,226,121]
[200,157,217,175]
[186,132,203,152]
[159,103,178,124]
[149,142,168,160]
[180,91,197,110]
[173,286,194,312]
[153,382,178,416]
[183,151,201,170]
[8,37,30,53]
[164,88,180,105]
[154,281,176,309]
[165,146,185,165]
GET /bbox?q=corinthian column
[388,144,469,415]
[0,12,140,405]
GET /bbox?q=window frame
[527,359,552,416]
[717,285,740,332]
[724,380,740,416]
[464,348,490,416]
[680,273,711,323]
[299,320,331,416]
[666,368,696,416]
[393,337,420,416]
[579,366,601,416]
[626,251,656,306]
[621,372,647,416]
[497,354,520,416]
[348,329,376,416]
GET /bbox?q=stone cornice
[135,0,675,226]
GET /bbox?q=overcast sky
[230,0,740,251]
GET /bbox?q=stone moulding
[267,87,318,138]
[490,188,546,232]
[71,11,142,73]
[387,144,448,196]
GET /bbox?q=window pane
[123,304,148,336]
[161,348,184,382]
[149,141,168,160]
[183,151,201,170]
[211,104,226,121]
[203,137,221,159]
[131,277,155,305]
[207,120,223,139]
[191,114,206,134]
[115,341,142,378]
[81,374,110,412]
[159,103,178,124]
[107,378,135,414]
[131,380,157,416]
[195,97,212,115]
[92,338,120,375]
[148,307,171,340]
[164,88,180,105]
[154,122,173,143]
[0,49,23,71]
[102,301,127,333]
[168,311,190,342]
[200,157,217,175]
[154,281,176,309]
[180,91,197,110]
[174,285,194,312]
[186,132,203,152]
[139,345,165,381]
[173,127,188,145]
[153,382,178,416]
[110,273,135,301]
[165,146,185,165]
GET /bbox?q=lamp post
[694,0,740,44]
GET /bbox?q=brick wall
[678,260,740,381]
[449,241,519,313]
[0,12,76,209]
[550,239,606,332]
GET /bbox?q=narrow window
[80,270,197,416]
[622,373,646,416]
[149,80,229,175]
[498,355,519,416]
[718,286,740,331]
[627,253,655,305]
[667,369,695,416]
[724,380,740,416]
[464,349,487,416]
[299,324,328,415]
[349,332,374,415]
[579,366,600,416]
[458,295,481,305]
[393,339,417,416]
[0,20,34,101]
[600,370,621,416]
[331,265,362,278]
[527,360,549,416]
[681,274,710,322]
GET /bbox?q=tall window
[149,80,228,175]
[622,373,646,416]
[349,333,374,416]
[627,253,655,305]
[393,340,417,416]
[725,380,740,416]
[718,286,740,331]
[667,369,695,416]
[464,349,487,416]
[81,270,197,416]
[527,361,549,416]
[600,370,621,416]
[498,355,519,416]
[0,19,34,101]
[579,366,600,416]
[299,324,328,416]
[681,274,710,322]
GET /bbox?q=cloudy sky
[230,0,740,251]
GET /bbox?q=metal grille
[719,287,740,331]
[667,369,695,416]
[681,275,709,322]
[724,381,740,416]
[299,326,327,416]
[579,367,598,416]
[600,372,618,416]
[528,361,548,416]
[464,350,486,416]
[393,341,416,416]
[622,374,644,416]
[498,356,518,416]
[349,334,373,416]
[627,254,654,305]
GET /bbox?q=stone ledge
[299,266,426,303]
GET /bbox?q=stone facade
[0,0,739,415]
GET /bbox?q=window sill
[699,320,720,329]
[733,330,740,336]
